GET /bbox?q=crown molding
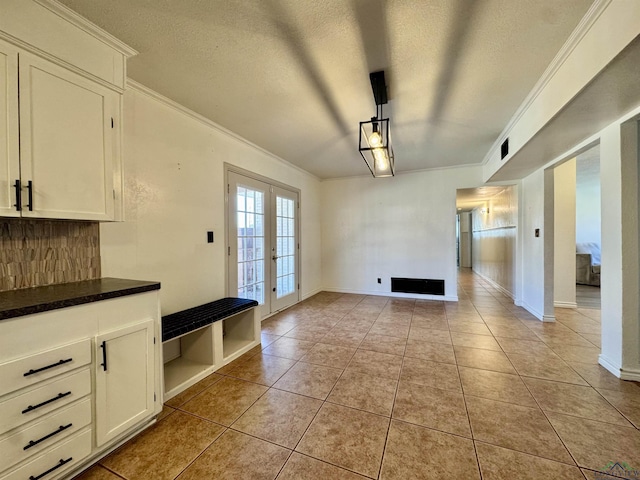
[126,79,321,182]
[0,30,125,94]
[481,0,613,166]
[34,0,138,57]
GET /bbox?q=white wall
[520,169,545,318]
[100,85,322,315]
[553,159,576,308]
[516,106,640,379]
[320,166,483,301]
[575,150,601,245]
[599,118,640,380]
[471,186,517,297]
[458,213,471,268]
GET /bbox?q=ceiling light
[359,71,395,178]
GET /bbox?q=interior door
[228,171,299,318]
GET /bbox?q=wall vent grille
[391,278,445,295]
[501,138,509,160]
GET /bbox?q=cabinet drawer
[0,339,91,397]
[0,428,91,480]
[0,398,91,472]
[0,369,91,435]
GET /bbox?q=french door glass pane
[237,186,265,305]
[276,196,295,299]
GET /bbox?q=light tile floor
[75,269,640,480]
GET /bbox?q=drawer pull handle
[22,392,71,414]
[29,457,72,480]
[24,423,73,450]
[24,358,73,377]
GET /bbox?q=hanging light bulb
[368,118,383,148]
[369,130,382,147]
[373,147,388,170]
[372,148,390,175]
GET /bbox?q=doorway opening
[575,146,601,309]
[548,144,601,313]
[455,185,518,301]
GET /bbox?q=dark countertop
[0,278,161,321]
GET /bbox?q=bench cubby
[161,298,259,401]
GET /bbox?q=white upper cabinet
[19,53,118,220]
[0,41,19,217]
[0,1,136,221]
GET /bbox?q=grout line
[450,313,484,480]
[95,464,128,479]
[376,299,408,480]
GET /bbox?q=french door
[227,171,299,318]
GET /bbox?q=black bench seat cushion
[162,297,259,342]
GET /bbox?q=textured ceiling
[59,0,593,179]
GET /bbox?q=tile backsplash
[0,219,100,291]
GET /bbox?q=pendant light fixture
[359,71,395,177]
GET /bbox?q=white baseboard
[554,301,578,309]
[522,302,543,320]
[542,315,557,323]
[620,366,640,382]
[599,354,622,378]
[599,355,640,381]
[322,287,458,302]
[471,270,515,300]
[301,287,323,301]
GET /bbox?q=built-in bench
[161,297,260,401]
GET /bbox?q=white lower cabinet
[95,320,155,447]
[0,289,161,480]
[1,429,92,480]
[0,369,91,435]
[0,398,91,471]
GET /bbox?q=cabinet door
[95,320,155,447]
[0,39,20,217]
[18,52,118,220]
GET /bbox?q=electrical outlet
[207,231,214,243]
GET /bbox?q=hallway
[77,270,640,480]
